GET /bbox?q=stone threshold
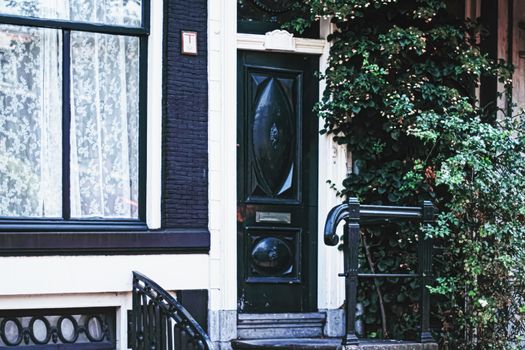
[237,313,326,339]
[232,338,438,350]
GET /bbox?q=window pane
[70,32,139,219]
[0,25,62,218]
[0,0,142,27]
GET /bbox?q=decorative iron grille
[129,272,214,350]
[0,308,115,350]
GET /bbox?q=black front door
[237,51,319,313]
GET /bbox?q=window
[0,0,149,228]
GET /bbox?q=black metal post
[342,198,360,346]
[418,201,435,343]
[324,197,436,346]
[61,29,71,220]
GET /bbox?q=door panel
[250,75,298,200]
[237,51,318,313]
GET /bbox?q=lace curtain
[0,0,140,219]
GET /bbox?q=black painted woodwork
[0,308,116,350]
[130,272,213,350]
[479,0,499,118]
[237,51,319,313]
[0,229,209,256]
[324,198,436,346]
[252,78,296,197]
[0,14,148,35]
[175,290,208,333]
[249,0,293,13]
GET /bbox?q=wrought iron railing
[0,308,115,350]
[324,197,436,346]
[129,272,214,350]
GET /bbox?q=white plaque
[181,31,198,55]
[264,30,295,52]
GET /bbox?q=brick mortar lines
[162,0,209,229]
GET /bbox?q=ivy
[292,1,525,348]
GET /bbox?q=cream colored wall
[0,254,209,350]
[316,20,348,311]
[0,255,209,297]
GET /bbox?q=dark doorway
[237,51,319,313]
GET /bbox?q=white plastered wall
[0,254,209,350]
[207,0,347,341]
[208,0,238,315]
[0,2,210,350]
[316,21,348,312]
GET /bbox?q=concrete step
[237,313,326,339]
[232,338,438,350]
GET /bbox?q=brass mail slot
[255,211,291,224]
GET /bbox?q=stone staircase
[231,312,438,350]
[237,313,326,339]
[232,338,438,350]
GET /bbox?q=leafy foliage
[292,0,525,348]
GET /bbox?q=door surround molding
[207,3,347,341]
[237,32,326,55]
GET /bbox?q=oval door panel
[252,78,294,197]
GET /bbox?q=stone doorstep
[232,338,439,350]
[237,313,326,340]
[238,313,327,323]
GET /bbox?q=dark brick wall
[163,0,208,228]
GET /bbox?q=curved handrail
[323,197,437,346]
[324,199,434,247]
[132,271,215,350]
[323,203,349,246]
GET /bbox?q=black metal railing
[129,272,214,350]
[0,308,115,350]
[324,197,436,345]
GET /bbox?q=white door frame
[208,1,347,343]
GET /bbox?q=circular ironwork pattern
[85,316,105,342]
[0,318,23,346]
[249,0,293,14]
[0,314,111,347]
[29,317,51,345]
[57,316,79,343]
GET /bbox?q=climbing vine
[291,1,525,348]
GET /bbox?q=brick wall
[163,0,208,228]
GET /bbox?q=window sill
[0,219,148,232]
[0,228,210,256]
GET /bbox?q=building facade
[0,0,523,349]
